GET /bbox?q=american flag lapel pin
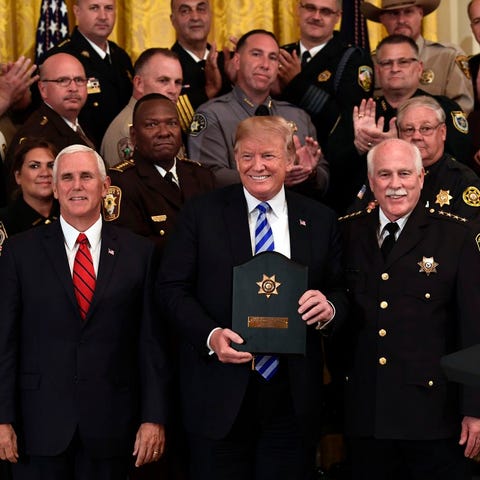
[299,219,306,227]
[108,248,115,256]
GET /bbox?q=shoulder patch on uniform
[0,221,8,256]
[117,137,134,161]
[103,186,121,221]
[317,70,332,82]
[358,66,373,92]
[427,208,468,223]
[455,55,471,79]
[189,113,207,136]
[451,111,469,134]
[110,159,135,173]
[462,186,480,207]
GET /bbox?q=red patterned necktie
[73,233,96,319]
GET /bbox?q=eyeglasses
[299,2,339,17]
[398,123,444,137]
[40,77,88,87]
[377,57,419,69]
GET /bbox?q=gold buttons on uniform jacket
[159,230,165,236]
[425,293,431,299]
[381,273,389,280]
[380,301,388,309]
[379,357,387,365]
[93,102,99,107]
[428,380,434,387]
[379,329,387,337]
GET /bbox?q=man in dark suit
[468,0,480,168]
[0,144,168,479]
[51,0,134,148]
[105,93,214,253]
[157,115,348,479]
[340,138,480,479]
[5,53,94,175]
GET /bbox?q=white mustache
[386,188,407,197]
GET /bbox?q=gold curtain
[0,0,436,63]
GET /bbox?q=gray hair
[396,95,445,126]
[367,138,423,176]
[53,144,107,183]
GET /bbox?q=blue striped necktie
[254,202,279,380]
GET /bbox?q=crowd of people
[2,0,480,479]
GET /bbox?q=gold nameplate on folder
[248,317,288,329]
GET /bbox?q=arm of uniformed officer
[0,424,18,463]
[188,108,241,188]
[443,48,474,115]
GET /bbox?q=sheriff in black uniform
[50,0,133,148]
[105,94,214,253]
[340,138,480,480]
[277,0,372,151]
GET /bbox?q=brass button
[379,357,387,365]
[93,101,99,107]
[425,293,431,299]
[429,208,435,213]
[380,301,388,309]
[381,273,389,281]
[428,380,434,387]
[379,329,387,337]
[159,230,165,236]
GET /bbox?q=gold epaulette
[177,95,195,133]
[177,155,201,166]
[338,210,364,221]
[339,203,378,222]
[110,159,135,173]
[427,208,468,223]
[57,38,71,48]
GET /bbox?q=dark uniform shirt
[51,27,134,148]
[105,152,214,253]
[0,195,59,252]
[281,31,373,150]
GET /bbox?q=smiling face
[131,97,182,170]
[234,33,279,102]
[368,140,424,221]
[15,147,55,204]
[234,118,295,202]
[53,150,110,230]
[73,0,116,47]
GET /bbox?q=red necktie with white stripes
[73,233,96,319]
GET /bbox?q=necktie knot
[301,50,311,66]
[254,105,270,116]
[256,202,270,214]
[384,222,399,237]
[77,233,89,246]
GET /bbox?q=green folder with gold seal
[232,251,307,355]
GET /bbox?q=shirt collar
[79,30,111,58]
[378,207,411,237]
[154,158,178,183]
[299,40,328,59]
[60,215,103,251]
[243,186,286,218]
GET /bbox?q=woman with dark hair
[0,138,59,237]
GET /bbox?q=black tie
[104,53,111,65]
[164,171,179,189]
[301,50,311,67]
[254,105,270,116]
[381,222,399,260]
[198,59,206,70]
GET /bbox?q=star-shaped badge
[256,274,281,299]
[435,189,452,207]
[418,256,439,276]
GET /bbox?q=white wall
[436,0,479,55]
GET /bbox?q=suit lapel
[286,193,310,266]
[223,186,252,266]
[41,222,79,316]
[386,205,428,267]
[85,223,119,320]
